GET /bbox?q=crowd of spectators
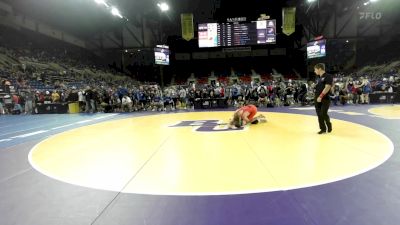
[1,27,399,115]
[1,62,399,115]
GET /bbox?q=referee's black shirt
[315,73,333,99]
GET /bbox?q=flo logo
[169,120,243,132]
[359,12,382,20]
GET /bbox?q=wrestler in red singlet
[239,104,257,121]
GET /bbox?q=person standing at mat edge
[314,63,333,134]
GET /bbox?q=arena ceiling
[2,0,399,43]
[2,0,304,37]
[2,0,215,38]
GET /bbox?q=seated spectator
[0,99,4,115]
[44,91,52,104]
[121,95,132,112]
[339,85,348,105]
[66,87,79,102]
[51,90,60,103]
[361,77,372,104]
[12,94,22,114]
[151,94,164,111]
[257,84,268,106]
[330,85,340,106]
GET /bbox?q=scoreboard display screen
[307,39,326,59]
[198,20,276,48]
[154,45,170,65]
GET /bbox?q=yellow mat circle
[368,105,400,119]
[29,112,393,195]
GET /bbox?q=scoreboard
[198,20,276,48]
[307,39,326,59]
[154,45,170,65]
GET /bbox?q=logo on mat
[169,120,243,132]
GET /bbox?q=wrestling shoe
[259,117,267,123]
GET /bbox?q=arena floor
[1,104,400,225]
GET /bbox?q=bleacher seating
[239,75,252,84]
[261,74,272,82]
[217,76,229,85]
[197,77,208,85]
[283,74,299,80]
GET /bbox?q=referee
[314,63,333,134]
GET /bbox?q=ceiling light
[94,0,109,7]
[157,2,170,12]
[111,7,123,18]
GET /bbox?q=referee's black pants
[315,98,332,132]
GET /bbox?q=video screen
[307,39,326,59]
[154,46,170,65]
[198,20,276,48]
[198,23,218,48]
